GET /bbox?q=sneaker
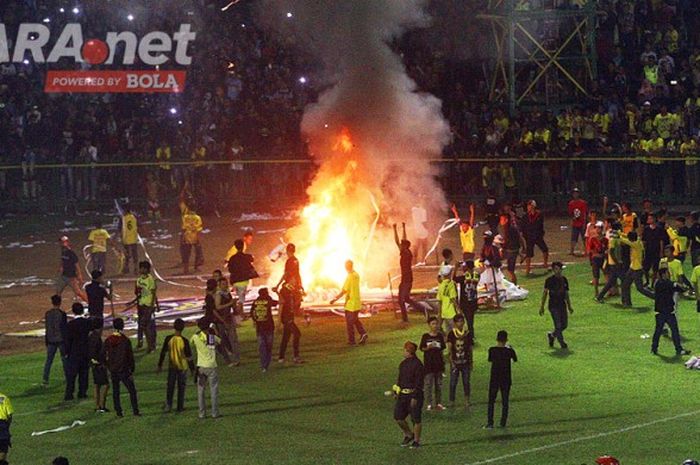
[293,357,305,364]
[133,411,142,417]
[594,297,604,304]
[359,333,368,345]
[547,332,554,348]
[348,342,357,346]
[561,343,568,349]
[163,405,172,413]
[651,349,658,355]
[99,408,110,413]
[498,424,507,428]
[409,441,421,449]
[278,358,286,364]
[678,349,692,356]
[116,412,124,418]
[426,404,433,411]
[436,404,446,411]
[400,435,413,447]
[261,368,267,373]
[198,414,206,419]
[483,424,494,429]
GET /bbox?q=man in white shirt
[411,203,429,264]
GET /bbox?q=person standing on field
[540,262,574,349]
[330,260,368,345]
[394,223,417,323]
[119,204,139,275]
[43,295,67,386]
[568,188,588,256]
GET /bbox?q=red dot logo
[81,39,109,65]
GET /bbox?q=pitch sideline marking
[465,409,700,465]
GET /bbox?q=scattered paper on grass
[32,420,85,436]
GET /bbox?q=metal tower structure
[478,0,597,115]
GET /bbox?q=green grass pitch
[2,261,699,465]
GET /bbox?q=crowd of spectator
[2,0,700,211]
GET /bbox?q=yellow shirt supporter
[0,392,13,422]
[690,265,700,301]
[342,271,362,312]
[620,236,644,271]
[659,257,685,283]
[88,228,110,253]
[437,278,458,320]
[121,213,138,245]
[136,274,157,307]
[681,140,698,165]
[181,212,203,245]
[653,113,675,139]
[191,331,219,368]
[593,112,611,134]
[460,228,475,254]
[666,226,689,256]
[625,110,637,135]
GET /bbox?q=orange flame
[333,127,354,153]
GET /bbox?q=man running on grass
[394,341,424,449]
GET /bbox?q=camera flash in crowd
[298,76,307,84]
[42,17,51,23]
[169,108,178,115]
[127,14,134,21]
[286,12,293,18]
[72,7,80,14]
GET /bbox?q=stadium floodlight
[127,14,134,21]
[59,7,65,13]
[72,7,79,14]
[298,76,307,84]
[169,108,177,115]
[178,120,183,125]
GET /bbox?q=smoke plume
[259,0,452,287]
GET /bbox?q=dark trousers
[64,357,89,400]
[398,280,417,322]
[43,342,66,384]
[111,371,139,415]
[621,269,655,306]
[487,380,511,427]
[180,242,203,271]
[549,307,568,347]
[461,301,477,336]
[137,305,156,351]
[214,322,233,364]
[123,244,138,273]
[92,252,106,273]
[344,311,366,344]
[166,368,187,411]
[597,264,625,300]
[279,321,301,359]
[691,249,700,267]
[449,365,471,402]
[651,313,683,353]
[257,332,274,369]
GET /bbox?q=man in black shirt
[56,236,87,301]
[642,214,664,286]
[43,295,67,386]
[486,330,517,429]
[394,223,417,323]
[419,317,445,410]
[447,314,474,408]
[540,262,573,349]
[64,303,91,401]
[454,260,479,337]
[393,341,423,449]
[250,288,277,372]
[651,267,691,356]
[274,243,305,364]
[85,270,112,328]
[87,319,109,413]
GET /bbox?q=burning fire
[287,128,382,289]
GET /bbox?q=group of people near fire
[4,187,700,464]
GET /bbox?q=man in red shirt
[568,188,588,256]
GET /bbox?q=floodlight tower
[478,0,597,115]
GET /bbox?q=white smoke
[259,0,452,286]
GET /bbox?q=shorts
[525,237,548,258]
[503,249,519,273]
[394,392,423,423]
[0,439,10,454]
[590,256,603,280]
[571,226,585,243]
[92,364,109,386]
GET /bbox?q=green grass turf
[2,261,700,465]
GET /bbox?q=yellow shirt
[88,228,110,253]
[0,392,12,421]
[666,226,689,255]
[620,237,644,271]
[136,274,157,307]
[182,212,203,245]
[681,141,698,165]
[342,271,362,312]
[625,110,637,135]
[437,279,458,320]
[653,113,675,139]
[121,213,138,245]
[593,112,611,134]
[460,228,475,254]
[156,146,171,170]
[191,331,220,368]
[494,117,510,132]
[690,265,700,301]
[659,258,684,283]
[225,244,240,262]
